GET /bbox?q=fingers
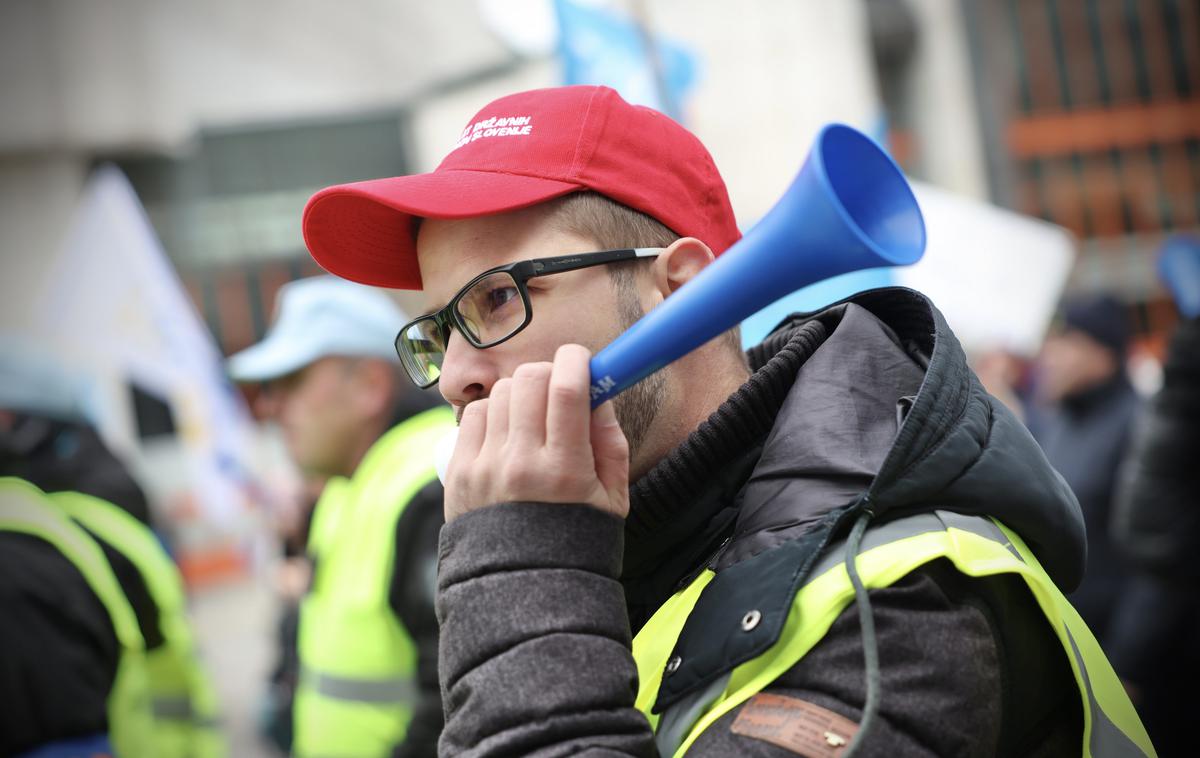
[446,350,631,520]
[484,378,512,446]
[453,399,488,462]
[591,400,630,518]
[446,399,488,520]
[546,344,592,451]
[509,362,552,448]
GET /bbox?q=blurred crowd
[974,236,1200,757]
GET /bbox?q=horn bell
[589,123,926,407]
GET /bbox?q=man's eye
[487,286,518,310]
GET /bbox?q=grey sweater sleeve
[436,501,656,757]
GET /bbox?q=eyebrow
[418,288,454,317]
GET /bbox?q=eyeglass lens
[397,270,530,386]
[397,319,446,386]
[454,271,526,345]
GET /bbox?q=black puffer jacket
[0,416,154,754]
[436,288,1087,756]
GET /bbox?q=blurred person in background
[1107,235,1200,757]
[1,344,222,758]
[1026,294,1142,642]
[227,276,450,758]
[972,348,1034,423]
[302,85,1153,756]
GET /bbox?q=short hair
[547,191,745,357]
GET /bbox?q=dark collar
[621,319,830,630]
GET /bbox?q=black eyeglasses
[395,247,663,388]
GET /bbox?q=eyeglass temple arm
[530,248,663,276]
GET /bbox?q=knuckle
[547,467,580,492]
[605,426,630,451]
[500,462,536,492]
[513,362,552,381]
[460,400,487,425]
[446,468,472,494]
[490,377,513,397]
[549,381,585,405]
[611,438,630,460]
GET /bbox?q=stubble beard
[611,287,666,471]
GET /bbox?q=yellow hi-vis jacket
[294,406,453,758]
[0,477,154,757]
[53,490,225,758]
[632,510,1156,758]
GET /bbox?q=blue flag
[555,0,698,121]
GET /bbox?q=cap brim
[302,169,583,290]
[227,334,321,383]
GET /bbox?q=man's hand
[444,344,630,521]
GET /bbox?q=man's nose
[438,330,498,407]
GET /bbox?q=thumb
[590,401,630,517]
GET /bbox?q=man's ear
[651,237,716,299]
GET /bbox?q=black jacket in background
[0,417,157,753]
[1027,372,1141,639]
[0,414,163,754]
[0,532,119,755]
[1113,316,1200,582]
[0,414,152,526]
[1106,316,1200,758]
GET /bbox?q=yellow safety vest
[0,477,154,757]
[632,510,1157,758]
[294,406,454,758]
[53,490,226,758]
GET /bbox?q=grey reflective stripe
[303,667,417,704]
[151,695,194,720]
[1065,631,1147,758]
[935,510,1023,561]
[655,673,731,758]
[808,510,1017,582]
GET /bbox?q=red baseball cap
[302,85,741,290]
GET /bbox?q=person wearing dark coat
[1108,235,1200,758]
[0,408,161,755]
[1027,294,1142,641]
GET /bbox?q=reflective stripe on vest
[633,510,1156,758]
[294,406,454,758]
[149,695,221,730]
[0,477,154,758]
[302,666,419,704]
[152,695,196,720]
[53,490,226,758]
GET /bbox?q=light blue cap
[227,276,409,382]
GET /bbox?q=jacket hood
[728,288,1086,590]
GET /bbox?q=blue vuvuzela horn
[588,123,927,407]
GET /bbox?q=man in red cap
[303,86,1152,756]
